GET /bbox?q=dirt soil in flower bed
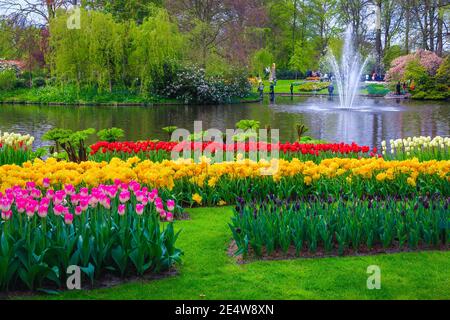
[0,268,179,299]
[227,240,450,264]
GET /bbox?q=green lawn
[22,207,450,300]
[253,79,376,95]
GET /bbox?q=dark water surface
[0,96,449,149]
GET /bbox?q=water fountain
[327,26,368,109]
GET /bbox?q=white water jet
[327,26,368,109]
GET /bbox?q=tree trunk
[436,0,443,56]
[375,0,382,73]
[423,0,429,49]
[428,1,435,52]
[405,0,410,54]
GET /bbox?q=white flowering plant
[0,131,35,165]
[381,136,450,161]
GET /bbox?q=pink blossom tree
[386,50,443,82]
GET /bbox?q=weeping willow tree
[129,9,184,93]
[49,8,183,93]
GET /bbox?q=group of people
[396,80,415,95]
[366,72,385,82]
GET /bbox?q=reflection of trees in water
[0,101,448,149]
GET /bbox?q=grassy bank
[17,207,450,300]
[0,87,260,106]
[253,80,390,96]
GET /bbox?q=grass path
[35,207,449,300]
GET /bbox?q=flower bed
[1,157,448,206]
[89,141,376,162]
[0,132,34,165]
[0,182,182,291]
[382,136,450,161]
[230,196,449,259]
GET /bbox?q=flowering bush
[162,65,252,104]
[89,140,376,163]
[231,196,449,258]
[381,136,450,161]
[386,50,443,82]
[0,157,448,206]
[0,132,34,165]
[0,182,182,291]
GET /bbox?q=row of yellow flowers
[0,156,449,192]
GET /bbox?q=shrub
[230,196,449,258]
[163,65,252,104]
[297,82,330,92]
[0,69,17,90]
[436,56,450,85]
[32,76,46,88]
[386,50,443,82]
[366,84,390,96]
[97,128,125,143]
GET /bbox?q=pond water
[0,96,449,149]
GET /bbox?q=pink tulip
[38,205,48,218]
[167,200,175,212]
[16,198,27,213]
[119,190,130,203]
[0,198,12,212]
[120,183,129,191]
[53,204,65,216]
[26,181,36,190]
[80,198,89,211]
[64,184,75,195]
[64,213,74,225]
[166,212,174,222]
[75,206,83,216]
[118,204,126,216]
[102,197,111,210]
[159,210,167,219]
[114,179,121,186]
[46,189,55,199]
[1,210,12,220]
[26,203,36,217]
[40,198,50,206]
[42,178,50,188]
[80,187,89,197]
[136,204,145,216]
[71,194,80,205]
[135,190,146,202]
[148,192,157,203]
[156,203,164,214]
[30,188,42,199]
[89,195,98,208]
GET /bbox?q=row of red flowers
[90,141,377,156]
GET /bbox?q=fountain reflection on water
[327,26,368,109]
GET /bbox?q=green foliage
[130,9,184,93]
[236,120,261,131]
[295,124,309,140]
[436,56,450,85]
[366,84,390,96]
[42,128,96,163]
[49,8,183,94]
[162,126,178,140]
[383,45,404,69]
[97,128,125,142]
[0,70,17,90]
[0,190,181,291]
[405,59,449,100]
[231,197,449,258]
[251,48,274,77]
[32,77,46,88]
[289,41,318,74]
